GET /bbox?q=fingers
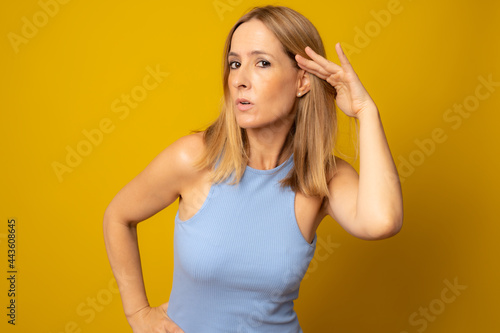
[295,46,342,81]
[305,46,341,73]
[164,320,185,333]
[159,302,184,332]
[163,316,184,333]
[335,42,354,70]
[295,55,329,80]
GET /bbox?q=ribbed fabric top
[167,153,317,332]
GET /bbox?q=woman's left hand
[295,43,377,118]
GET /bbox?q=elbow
[103,204,138,231]
[102,206,115,237]
[102,205,127,233]
[102,206,133,247]
[362,214,403,240]
[103,205,115,228]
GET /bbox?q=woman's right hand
[127,302,184,333]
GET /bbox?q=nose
[231,64,250,89]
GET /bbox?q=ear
[296,69,310,97]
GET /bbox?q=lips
[236,98,254,111]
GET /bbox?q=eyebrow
[228,50,274,59]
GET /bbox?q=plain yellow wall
[1,0,499,332]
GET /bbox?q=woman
[103,5,403,333]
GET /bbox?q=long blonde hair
[191,5,345,199]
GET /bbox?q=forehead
[230,19,284,55]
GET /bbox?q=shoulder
[320,156,358,219]
[326,156,358,183]
[142,131,207,191]
[103,131,207,223]
[164,131,208,187]
[320,155,359,219]
[327,156,359,200]
[162,131,207,174]
[169,131,206,164]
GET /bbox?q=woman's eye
[257,60,271,68]
[229,60,270,69]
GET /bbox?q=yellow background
[1,0,499,332]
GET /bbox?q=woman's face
[228,19,304,130]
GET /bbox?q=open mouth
[236,98,252,105]
[236,98,254,111]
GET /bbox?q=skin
[227,19,310,168]
[103,15,403,333]
[296,43,404,239]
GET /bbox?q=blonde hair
[191,5,349,199]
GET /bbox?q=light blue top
[167,153,317,332]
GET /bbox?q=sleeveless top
[166,153,317,332]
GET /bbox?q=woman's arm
[296,43,403,240]
[103,134,200,331]
[324,108,403,240]
[354,106,403,238]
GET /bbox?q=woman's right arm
[103,135,199,332]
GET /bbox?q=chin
[235,115,259,129]
[236,122,258,130]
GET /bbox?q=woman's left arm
[296,43,403,240]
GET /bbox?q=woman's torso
[167,131,329,331]
[178,132,329,244]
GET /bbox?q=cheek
[260,74,296,102]
[227,73,235,93]
[273,77,297,111]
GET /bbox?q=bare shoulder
[316,156,356,219]
[325,156,358,183]
[103,131,207,224]
[170,131,206,163]
[131,131,207,199]
[322,156,359,220]
[163,131,207,182]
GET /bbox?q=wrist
[355,104,379,122]
[125,303,150,320]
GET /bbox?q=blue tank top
[166,153,317,332]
